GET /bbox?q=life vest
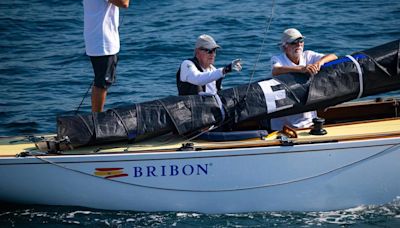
[176,57,222,96]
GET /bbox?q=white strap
[346,55,364,99]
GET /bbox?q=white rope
[346,55,364,99]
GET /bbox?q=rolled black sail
[57,95,224,148]
[248,39,400,118]
[57,39,400,148]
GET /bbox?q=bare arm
[109,0,130,8]
[272,65,305,76]
[306,53,338,75]
[314,54,338,68]
[272,53,338,76]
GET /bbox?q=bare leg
[91,86,107,112]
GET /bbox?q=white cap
[281,28,305,44]
[195,34,221,50]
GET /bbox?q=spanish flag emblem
[94,168,128,179]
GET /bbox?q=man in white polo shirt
[83,0,130,112]
[270,28,337,130]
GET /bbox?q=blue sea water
[0,0,400,226]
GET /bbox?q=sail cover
[57,39,400,148]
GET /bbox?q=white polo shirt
[270,50,324,130]
[83,0,120,56]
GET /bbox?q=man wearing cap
[176,34,242,96]
[270,28,337,130]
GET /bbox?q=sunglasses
[288,38,304,45]
[200,48,217,54]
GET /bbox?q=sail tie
[213,93,226,123]
[198,92,226,124]
[346,55,364,99]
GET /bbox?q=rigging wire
[75,82,93,115]
[244,0,275,97]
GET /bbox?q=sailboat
[0,39,399,213]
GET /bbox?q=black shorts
[90,55,118,89]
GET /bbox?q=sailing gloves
[223,59,242,75]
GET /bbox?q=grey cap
[281,28,305,44]
[195,34,221,50]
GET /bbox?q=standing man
[177,34,242,96]
[83,0,130,112]
[270,28,337,130]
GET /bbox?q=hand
[231,59,242,72]
[303,64,320,76]
[223,59,242,74]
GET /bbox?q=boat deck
[1,118,400,157]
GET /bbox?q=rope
[74,82,93,115]
[32,143,400,192]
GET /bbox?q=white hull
[1,136,399,213]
